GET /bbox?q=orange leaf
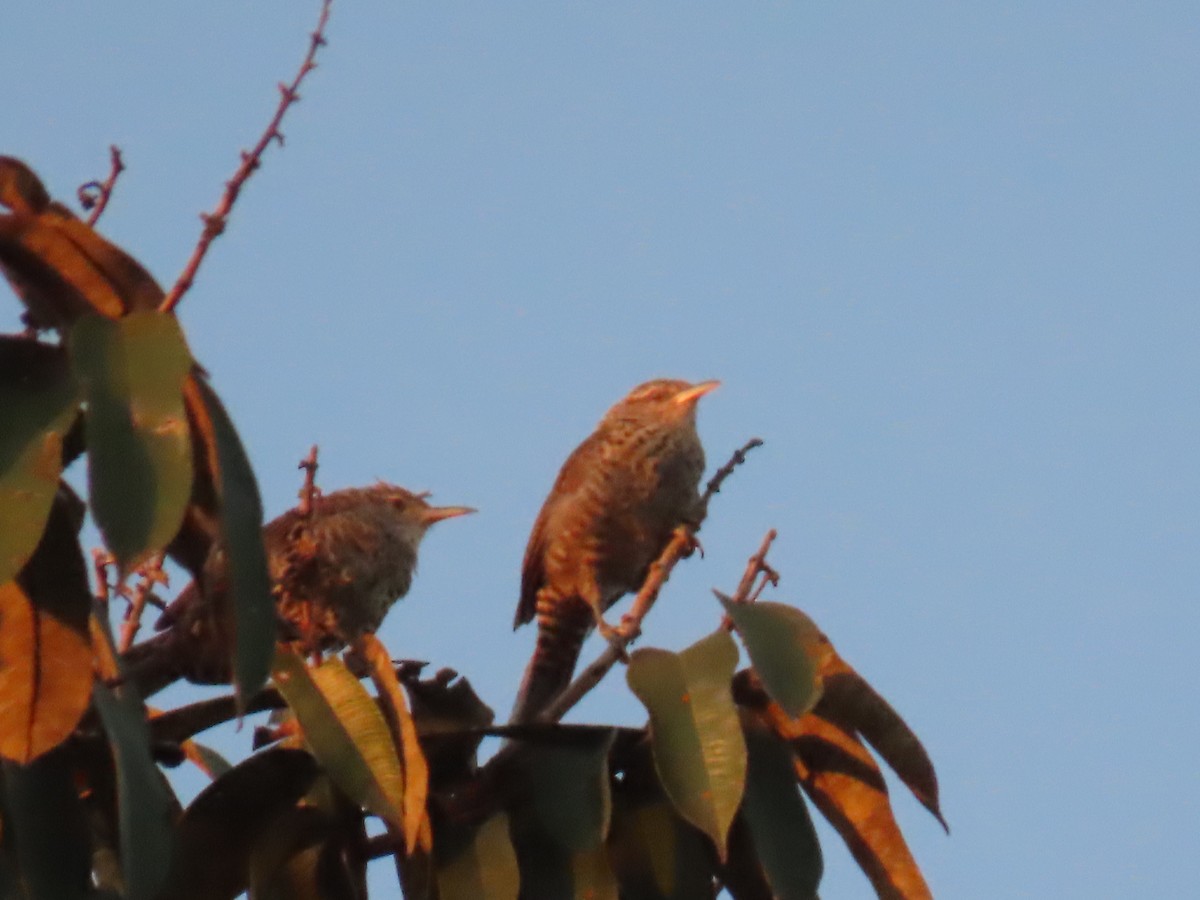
[359,633,431,855]
[818,652,947,830]
[0,581,92,763]
[0,488,93,763]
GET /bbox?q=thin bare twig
[700,436,763,512]
[538,437,764,724]
[77,145,125,225]
[297,444,321,515]
[117,554,168,653]
[159,0,333,313]
[731,528,779,603]
[91,548,113,606]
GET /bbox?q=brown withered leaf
[0,156,52,215]
[0,485,92,763]
[358,633,431,855]
[0,158,163,330]
[818,651,947,831]
[793,710,931,900]
[404,666,495,790]
[735,668,935,900]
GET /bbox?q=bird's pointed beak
[673,380,721,406]
[422,505,477,525]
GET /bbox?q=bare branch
[731,528,779,603]
[700,436,763,512]
[159,0,333,313]
[297,443,321,515]
[77,145,125,225]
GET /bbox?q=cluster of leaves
[0,53,945,900]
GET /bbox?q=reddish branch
[117,554,168,653]
[731,528,779,603]
[159,0,333,313]
[77,145,125,225]
[297,444,321,515]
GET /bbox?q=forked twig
[77,145,125,225]
[117,554,168,654]
[731,528,780,603]
[160,0,333,313]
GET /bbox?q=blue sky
[6,2,1198,896]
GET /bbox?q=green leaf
[516,729,615,853]
[740,714,822,900]
[607,794,713,900]
[70,312,193,568]
[0,338,78,584]
[435,813,520,900]
[185,374,273,704]
[272,651,406,834]
[718,595,826,719]
[626,630,746,862]
[92,681,175,900]
[0,750,92,900]
[160,747,319,900]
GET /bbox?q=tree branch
[159,0,333,313]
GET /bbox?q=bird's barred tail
[510,593,595,724]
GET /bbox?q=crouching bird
[510,378,718,724]
[124,483,474,696]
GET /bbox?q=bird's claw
[597,614,640,662]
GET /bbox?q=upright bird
[125,483,474,695]
[510,378,717,724]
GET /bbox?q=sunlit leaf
[160,747,319,900]
[0,584,91,763]
[719,594,827,718]
[740,713,822,900]
[0,750,92,900]
[626,630,745,861]
[435,812,520,900]
[819,655,947,830]
[0,157,51,214]
[0,160,161,331]
[272,651,406,834]
[182,373,273,704]
[70,312,193,568]
[0,185,163,329]
[359,633,429,853]
[792,710,932,900]
[0,488,92,763]
[0,338,78,584]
